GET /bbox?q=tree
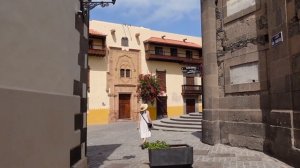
[137,74,161,104]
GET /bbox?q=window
[155,47,163,55]
[170,48,177,56]
[186,50,192,58]
[120,69,131,78]
[121,37,129,47]
[89,40,93,49]
[120,69,125,77]
[126,69,131,78]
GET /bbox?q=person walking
[137,103,152,149]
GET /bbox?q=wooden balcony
[88,48,106,57]
[146,50,202,64]
[182,85,202,95]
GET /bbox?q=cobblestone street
[87,122,292,168]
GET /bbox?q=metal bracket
[81,0,116,11]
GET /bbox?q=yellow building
[87,20,202,125]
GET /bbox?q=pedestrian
[137,103,152,149]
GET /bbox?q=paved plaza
[87,122,292,168]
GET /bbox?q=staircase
[152,112,202,132]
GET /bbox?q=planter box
[148,144,193,167]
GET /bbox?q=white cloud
[112,0,200,25]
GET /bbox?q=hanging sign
[182,66,200,74]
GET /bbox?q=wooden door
[119,94,131,119]
[156,70,166,92]
[186,99,195,114]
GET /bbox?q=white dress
[139,111,151,138]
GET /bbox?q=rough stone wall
[202,0,300,167]
[214,0,269,151]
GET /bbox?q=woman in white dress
[137,104,152,148]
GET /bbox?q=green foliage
[137,74,161,104]
[143,140,170,150]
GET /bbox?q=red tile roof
[89,29,106,37]
[144,37,201,49]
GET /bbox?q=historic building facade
[201,0,300,166]
[87,21,202,124]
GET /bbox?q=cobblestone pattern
[87,122,293,168]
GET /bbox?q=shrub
[144,140,170,150]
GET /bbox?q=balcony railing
[146,50,202,64]
[182,85,202,95]
[88,45,106,57]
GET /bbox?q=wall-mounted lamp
[183,38,187,42]
[80,0,116,16]
[161,35,166,39]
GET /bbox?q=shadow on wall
[87,144,121,168]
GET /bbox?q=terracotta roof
[144,37,201,49]
[89,29,106,37]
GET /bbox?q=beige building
[87,20,203,125]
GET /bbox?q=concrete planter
[148,144,193,167]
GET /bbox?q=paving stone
[87,122,292,168]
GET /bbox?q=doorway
[119,94,131,119]
[186,99,195,114]
[156,96,167,119]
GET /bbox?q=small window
[186,50,192,58]
[155,47,163,55]
[126,69,131,78]
[89,40,93,49]
[170,48,177,56]
[121,37,129,47]
[120,69,125,77]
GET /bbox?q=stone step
[180,114,202,119]
[153,120,202,129]
[170,117,202,122]
[152,125,201,132]
[188,112,203,116]
[160,119,201,125]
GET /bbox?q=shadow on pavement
[191,131,202,140]
[87,144,121,168]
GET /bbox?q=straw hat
[140,104,148,111]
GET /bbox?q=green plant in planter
[144,140,170,150]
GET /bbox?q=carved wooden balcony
[146,50,202,64]
[182,85,202,95]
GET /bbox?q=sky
[90,0,202,37]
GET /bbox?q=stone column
[201,0,220,144]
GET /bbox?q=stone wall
[201,0,300,166]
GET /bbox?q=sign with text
[227,0,256,16]
[182,66,200,74]
[271,31,283,47]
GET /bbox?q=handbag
[141,112,152,129]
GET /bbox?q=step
[180,114,202,119]
[170,117,202,122]
[152,125,201,132]
[160,119,201,126]
[188,112,203,116]
[153,121,202,130]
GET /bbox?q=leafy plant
[143,140,170,150]
[137,74,161,104]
